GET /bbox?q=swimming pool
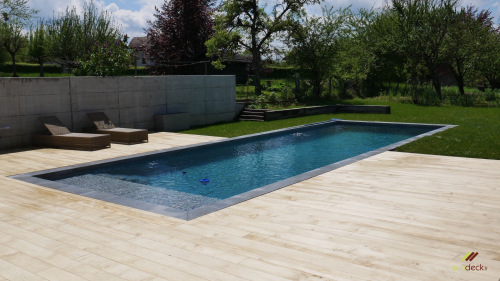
[13,120,455,220]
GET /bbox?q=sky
[28,0,500,39]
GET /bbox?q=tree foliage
[389,0,459,100]
[0,21,27,76]
[28,21,49,76]
[46,0,121,63]
[144,0,214,75]
[444,7,497,95]
[72,35,135,77]
[0,0,37,76]
[0,0,38,23]
[206,0,322,95]
[285,6,350,98]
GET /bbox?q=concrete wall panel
[165,76,205,90]
[0,96,20,117]
[189,115,207,127]
[72,92,119,112]
[0,116,22,137]
[166,103,189,114]
[206,76,233,88]
[70,77,119,94]
[19,94,70,116]
[0,76,236,150]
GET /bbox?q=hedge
[0,62,62,74]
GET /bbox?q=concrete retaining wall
[0,76,236,150]
[265,105,390,121]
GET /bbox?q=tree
[143,0,214,75]
[0,0,37,76]
[389,0,459,100]
[0,21,27,76]
[444,7,496,95]
[28,21,49,77]
[285,6,350,98]
[72,35,136,77]
[46,0,121,64]
[476,31,500,90]
[206,0,322,95]
[0,0,38,22]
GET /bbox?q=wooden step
[239,118,265,122]
[239,115,265,120]
[240,111,264,117]
[242,109,268,113]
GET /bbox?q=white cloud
[28,0,163,38]
[105,3,119,13]
[110,1,163,38]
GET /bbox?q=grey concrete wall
[165,76,236,126]
[0,76,236,150]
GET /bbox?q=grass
[182,100,500,160]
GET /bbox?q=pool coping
[10,120,457,221]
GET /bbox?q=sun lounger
[85,112,148,144]
[33,116,110,151]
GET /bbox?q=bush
[247,95,268,109]
[72,36,136,77]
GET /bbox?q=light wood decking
[0,132,499,281]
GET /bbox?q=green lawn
[182,101,500,160]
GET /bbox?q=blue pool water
[56,123,436,210]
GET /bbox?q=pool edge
[10,120,457,221]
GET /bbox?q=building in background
[129,37,152,67]
[129,37,250,83]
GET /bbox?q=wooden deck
[0,132,499,281]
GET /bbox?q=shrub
[247,95,268,109]
[72,36,136,77]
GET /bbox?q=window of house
[142,58,147,64]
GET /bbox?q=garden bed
[263,105,390,121]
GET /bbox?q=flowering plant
[72,35,136,77]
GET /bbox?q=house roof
[129,37,147,49]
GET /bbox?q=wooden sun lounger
[33,116,111,151]
[85,112,148,144]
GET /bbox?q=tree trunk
[396,80,400,94]
[328,77,332,99]
[253,54,261,96]
[457,76,465,96]
[427,63,442,100]
[40,60,44,77]
[313,76,321,97]
[431,77,442,100]
[490,78,498,91]
[11,54,18,77]
[295,74,300,101]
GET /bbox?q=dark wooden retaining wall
[264,105,390,121]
